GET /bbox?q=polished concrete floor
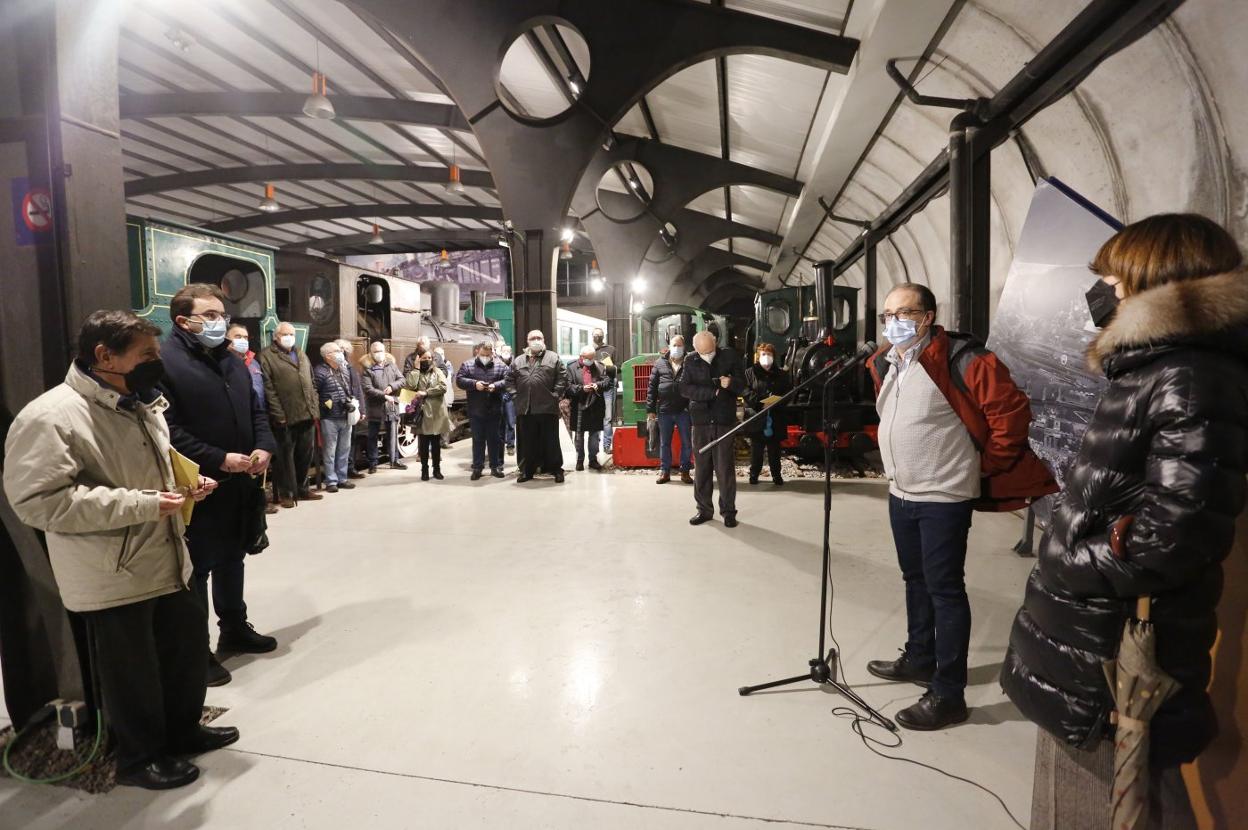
[0,435,1040,829]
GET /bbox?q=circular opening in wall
[596,161,654,222]
[643,220,680,263]
[497,21,591,122]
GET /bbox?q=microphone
[821,340,877,382]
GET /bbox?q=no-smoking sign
[11,177,53,246]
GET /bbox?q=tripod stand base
[738,648,898,732]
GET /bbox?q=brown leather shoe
[298,490,324,501]
[265,503,279,515]
[279,497,296,509]
[656,472,670,484]
[680,470,693,484]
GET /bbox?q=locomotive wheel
[397,424,420,458]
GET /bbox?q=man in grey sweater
[865,282,1047,732]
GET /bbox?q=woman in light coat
[401,350,450,480]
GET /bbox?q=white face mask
[478,354,492,364]
[371,352,386,364]
[528,339,545,353]
[669,345,684,359]
[231,338,249,354]
[699,351,714,364]
[278,334,296,351]
[759,355,773,368]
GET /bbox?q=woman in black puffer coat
[1000,214,1248,829]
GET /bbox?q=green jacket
[258,340,318,425]
[401,367,451,436]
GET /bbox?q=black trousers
[418,434,442,469]
[272,420,315,498]
[749,435,783,480]
[516,413,562,476]
[82,589,208,772]
[692,422,737,517]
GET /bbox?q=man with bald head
[680,329,745,526]
[506,329,568,483]
[258,322,321,507]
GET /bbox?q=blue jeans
[501,394,516,447]
[888,495,974,701]
[657,411,692,472]
[321,418,352,485]
[470,412,504,471]
[602,386,616,450]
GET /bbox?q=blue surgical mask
[334,352,348,367]
[194,318,228,348]
[884,317,919,346]
[669,345,684,359]
[231,338,249,354]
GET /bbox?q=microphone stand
[722,345,896,732]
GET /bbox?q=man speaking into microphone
[864,283,1055,731]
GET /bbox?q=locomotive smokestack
[469,290,487,325]
[814,259,837,339]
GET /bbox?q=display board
[985,178,1120,526]
[346,249,510,297]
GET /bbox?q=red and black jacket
[868,326,1057,512]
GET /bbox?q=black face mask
[419,360,433,372]
[96,359,165,396]
[1085,280,1120,329]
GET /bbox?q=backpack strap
[945,331,990,400]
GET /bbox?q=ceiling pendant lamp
[559,241,573,260]
[258,183,280,213]
[369,221,384,245]
[445,162,465,194]
[303,71,335,119]
[589,258,601,277]
[440,248,450,264]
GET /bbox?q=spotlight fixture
[631,276,646,292]
[497,234,510,248]
[567,75,581,95]
[632,301,645,313]
[257,183,280,213]
[589,259,601,277]
[302,72,335,120]
[559,241,573,260]
[590,277,605,293]
[445,163,466,194]
[560,227,575,244]
[369,222,384,245]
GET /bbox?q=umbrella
[1102,596,1182,830]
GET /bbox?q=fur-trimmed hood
[1089,270,1248,373]
[361,351,396,369]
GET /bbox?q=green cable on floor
[2,709,104,785]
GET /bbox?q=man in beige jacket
[3,310,235,790]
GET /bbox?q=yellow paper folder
[168,448,199,525]
[399,388,418,407]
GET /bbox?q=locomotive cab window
[765,300,792,336]
[189,254,265,335]
[357,277,391,341]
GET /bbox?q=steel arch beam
[125,164,495,197]
[296,227,501,254]
[205,203,503,233]
[118,92,472,130]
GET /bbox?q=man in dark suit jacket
[160,284,278,687]
[679,330,745,527]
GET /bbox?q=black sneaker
[553,471,565,483]
[338,480,356,490]
[689,513,713,526]
[866,652,935,688]
[325,484,338,493]
[575,461,585,471]
[895,691,969,731]
[389,461,408,470]
[723,515,738,528]
[218,622,277,654]
[471,470,483,481]
[491,468,505,478]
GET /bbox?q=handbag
[347,397,361,427]
[401,400,425,429]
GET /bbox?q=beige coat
[401,366,451,436]
[2,364,192,612]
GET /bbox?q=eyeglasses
[190,312,231,324]
[877,308,926,325]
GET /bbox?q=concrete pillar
[0,0,128,726]
[510,229,558,347]
[605,282,631,363]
